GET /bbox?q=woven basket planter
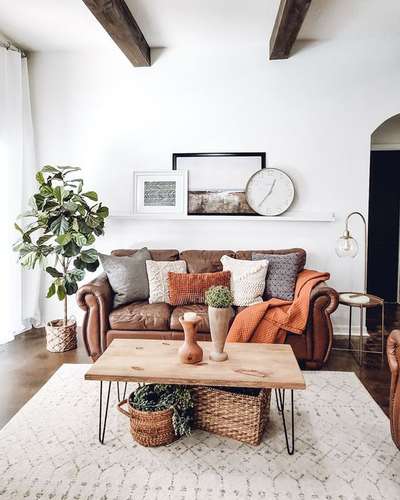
[45,320,77,353]
[117,399,177,447]
[192,386,271,445]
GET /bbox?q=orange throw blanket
[227,270,330,344]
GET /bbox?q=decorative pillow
[146,260,187,304]
[167,271,231,306]
[252,252,301,301]
[220,255,268,306]
[99,247,151,308]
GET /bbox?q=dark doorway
[367,151,400,302]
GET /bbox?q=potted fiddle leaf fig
[13,165,108,352]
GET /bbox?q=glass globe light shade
[335,234,359,258]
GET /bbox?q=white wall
[28,38,400,330]
[371,114,400,147]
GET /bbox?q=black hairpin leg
[275,389,295,455]
[99,381,112,444]
[116,381,128,402]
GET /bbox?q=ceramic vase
[208,306,232,362]
[178,316,203,364]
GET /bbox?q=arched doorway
[368,114,400,304]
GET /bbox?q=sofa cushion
[179,250,235,273]
[235,248,306,271]
[146,260,187,303]
[253,252,300,301]
[99,247,151,308]
[111,249,179,261]
[221,255,268,306]
[109,301,171,331]
[167,271,231,305]
[170,304,210,332]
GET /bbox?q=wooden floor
[0,306,397,429]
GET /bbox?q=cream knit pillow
[221,255,268,306]
[146,260,187,304]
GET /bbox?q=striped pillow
[168,271,231,305]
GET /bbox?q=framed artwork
[172,152,266,215]
[133,171,188,216]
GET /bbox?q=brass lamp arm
[344,211,368,293]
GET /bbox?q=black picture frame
[172,152,266,216]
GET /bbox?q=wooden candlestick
[178,316,203,364]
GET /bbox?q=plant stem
[62,257,68,326]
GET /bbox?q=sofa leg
[303,360,323,370]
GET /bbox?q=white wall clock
[245,168,295,216]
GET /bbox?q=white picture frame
[133,170,188,216]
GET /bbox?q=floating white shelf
[109,212,335,222]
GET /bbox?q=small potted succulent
[205,285,234,362]
[13,165,108,352]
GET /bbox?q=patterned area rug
[0,365,399,499]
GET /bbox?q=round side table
[334,292,385,366]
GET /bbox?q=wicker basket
[45,320,77,353]
[117,399,177,447]
[192,386,271,445]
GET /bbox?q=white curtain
[0,46,41,344]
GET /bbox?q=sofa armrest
[387,330,400,449]
[303,282,339,369]
[76,273,113,361]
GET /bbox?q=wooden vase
[178,316,203,364]
[208,306,232,362]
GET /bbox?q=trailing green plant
[205,285,234,308]
[129,384,194,437]
[13,165,108,325]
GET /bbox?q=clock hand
[258,179,276,208]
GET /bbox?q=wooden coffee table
[85,339,306,454]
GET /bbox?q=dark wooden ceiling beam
[82,0,151,67]
[269,0,312,60]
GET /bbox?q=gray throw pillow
[252,252,302,301]
[99,248,151,308]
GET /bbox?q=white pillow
[221,255,268,306]
[146,260,187,304]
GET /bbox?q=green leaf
[79,248,98,263]
[33,193,46,210]
[86,214,100,228]
[58,166,81,172]
[50,215,69,235]
[72,218,79,232]
[14,223,24,235]
[82,191,98,202]
[62,240,81,257]
[97,205,109,219]
[35,171,45,185]
[56,284,66,301]
[53,186,67,204]
[65,279,78,295]
[47,283,56,298]
[85,260,100,272]
[63,201,78,213]
[69,268,85,281]
[56,233,72,246]
[46,266,63,278]
[85,233,95,245]
[41,165,59,173]
[37,234,53,245]
[73,257,86,270]
[39,184,53,197]
[72,233,86,246]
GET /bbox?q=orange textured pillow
[168,271,231,305]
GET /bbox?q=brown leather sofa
[387,329,400,449]
[77,248,339,369]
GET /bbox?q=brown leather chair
[77,248,339,369]
[387,329,400,449]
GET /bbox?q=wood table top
[85,339,306,390]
